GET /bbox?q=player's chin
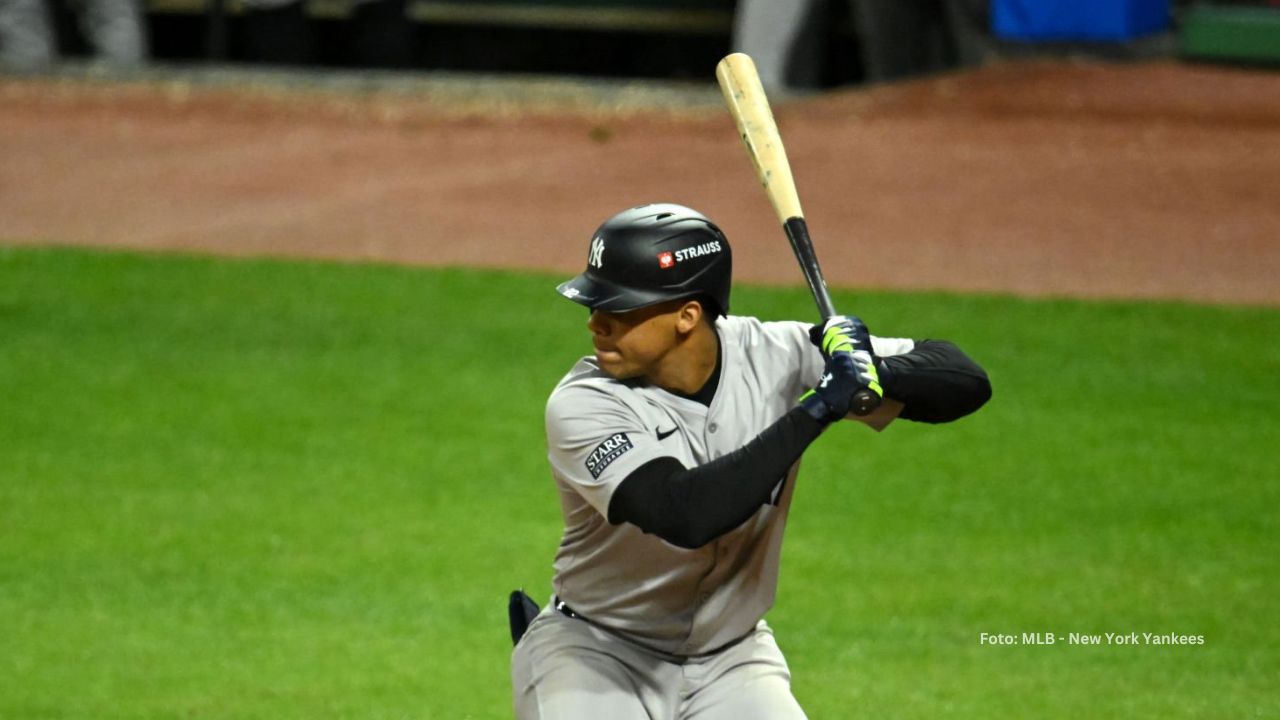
[595,352,636,379]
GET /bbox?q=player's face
[587,300,688,380]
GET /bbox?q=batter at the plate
[512,203,991,719]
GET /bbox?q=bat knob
[851,388,882,417]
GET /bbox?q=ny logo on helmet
[589,237,605,269]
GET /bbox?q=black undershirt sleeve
[879,340,991,423]
[607,407,824,550]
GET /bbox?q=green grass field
[2,246,1277,719]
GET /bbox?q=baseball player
[512,203,990,718]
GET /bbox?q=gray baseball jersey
[544,314,913,656]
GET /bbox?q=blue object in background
[992,0,1170,41]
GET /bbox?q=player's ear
[674,299,703,334]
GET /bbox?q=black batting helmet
[556,203,732,316]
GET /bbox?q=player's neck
[647,320,719,396]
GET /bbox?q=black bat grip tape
[783,218,881,417]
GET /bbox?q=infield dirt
[2,60,1277,305]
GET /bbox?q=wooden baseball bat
[716,52,880,416]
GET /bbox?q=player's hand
[808,315,873,360]
[799,352,883,424]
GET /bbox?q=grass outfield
[1,246,1276,719]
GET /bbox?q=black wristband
[799,391,838,425]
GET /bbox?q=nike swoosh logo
[656,427,678,441]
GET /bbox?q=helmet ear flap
[694,293,724,320]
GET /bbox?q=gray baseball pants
[512,609,807,719]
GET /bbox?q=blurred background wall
[6,0,1275,88]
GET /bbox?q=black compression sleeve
[607,407,824,549]
[879,340,991,423]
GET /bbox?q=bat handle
[824,320,882,417]
[851,388,881,417]
[783,219,881,417]
[821,312,883,416]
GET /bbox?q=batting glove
[799,352,882,424]
[808,315,874,360]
